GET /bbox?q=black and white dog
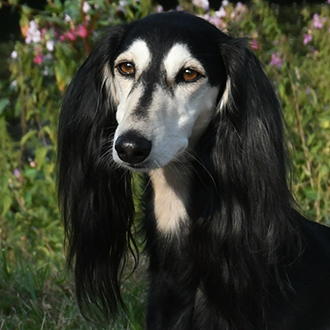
[58,11,330,330]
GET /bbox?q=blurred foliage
[0,0,329,328]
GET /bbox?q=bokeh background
[0,0,329,329]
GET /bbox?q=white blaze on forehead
[114,39,151,72]
[163,43,205,80]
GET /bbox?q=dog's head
[107,12,229,170]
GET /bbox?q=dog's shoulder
[270,218,330,330]
[300,217,330,257]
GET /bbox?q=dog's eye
[117,62,135,76]
[181,68,201,82]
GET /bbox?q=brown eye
[182,68,200,82]
[117,62,135,76]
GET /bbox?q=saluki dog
[58,11,330,330]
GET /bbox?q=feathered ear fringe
[217,38,299,250]
[192,38,302,329]
[57,26,138,321]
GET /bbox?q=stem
[81,0,91,55]
[287,68,315,191]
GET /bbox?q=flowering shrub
[0,0,330,265]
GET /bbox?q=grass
[0,248,147,330]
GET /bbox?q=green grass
[0,249,147,330]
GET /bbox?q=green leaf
[20,130,37,146]
[0,98,9,115]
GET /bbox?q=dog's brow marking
[149,168,189,233]
[115,39,151,73]
[163,43,205,80]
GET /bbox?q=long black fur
[58,12,330,330]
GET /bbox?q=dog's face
[107,13,228,171]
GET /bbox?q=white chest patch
[149,167,190,234]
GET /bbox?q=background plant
[0,0,329,329]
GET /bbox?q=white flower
[216,6,227,18]
[222,0,229,6]
[25,20,41,44]
[193,0,209,11]
[118,0,128,13]
[65,14,71,22]
[11,50,18,59]
[46,40,55,52]
[83,1,91,13]
[43,66,49,76]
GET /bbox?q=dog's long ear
[195,38,301,327]
[57,26,136,321]
[217,38,296,237]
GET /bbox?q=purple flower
[269,52,282,69]
[312,14,326,29]
[303,33,313,45]
[208,15,221,27]
[14,169,21,178]
[215,6,227,18]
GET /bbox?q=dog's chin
[114,149,189,173]
[115,159,170,173]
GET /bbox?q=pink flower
[303,33,313,45]
[215,6,227,18]
[33,53,43,65]
[63,30,76,41]
[76,25,88,38]
[269,52,282,69]
[250,39,259,50]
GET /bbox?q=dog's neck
[149,165,191,233]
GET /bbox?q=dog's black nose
[115,131,152,164]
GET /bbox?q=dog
[58,11,330,330]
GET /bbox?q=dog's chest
[149,167,191,234]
